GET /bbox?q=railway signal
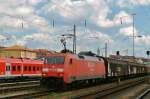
[116,51,120,55]
[146,51,150,58]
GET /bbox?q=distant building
[0,45,37,59]
[109,55,135,62]
[33,49,56,58]
[109,55,150,65]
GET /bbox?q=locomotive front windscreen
[46,57,64,64]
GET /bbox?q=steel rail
[0,89,53,99]
[0,84,40,93]
[136,89,150,99]
[0,80,39,87]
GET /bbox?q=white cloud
[85,31,113,43]
[41,0,110,22]
[16,6,34,15]
[0,35,6,41]
[24,33,50,41]
[15,33,51,46]
[41,0,88,19]
[119,26,147,46]
[119,26,138,36]
[135,35,150,45]
[116,0,127,8]
[0,0,52,33]
[96,11,132,27]
[28,0,46,5]
[117,0,150,8]
[129,0,150,5]
[114,11,132,24]
[41,0,132,28]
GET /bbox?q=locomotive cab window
[46,57,64,64]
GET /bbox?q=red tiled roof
[33,49,56,53]
[0,45,34,52]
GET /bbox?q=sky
[0,0,150,57]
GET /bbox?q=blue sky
[0,0,150,57]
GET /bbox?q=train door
[6,63,11,77]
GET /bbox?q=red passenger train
[0,57,43,79]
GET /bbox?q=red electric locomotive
[41,51,150,88]
[41,52,106,87]
[0,57,43,79]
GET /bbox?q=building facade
[33,49,56,58]
[0,45,37,59]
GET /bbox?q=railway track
[0,80,40,93]
[0,80,40,87]
[0,79,52,99]
[62,76,150,99]
[0,88,53,99]
[137,89,150,99]
[0,77,41,83]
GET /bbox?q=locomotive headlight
[42,68,49,72]
[56,68,64,72]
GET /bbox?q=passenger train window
[28,66,31,71]
[37,67,39,71]
[33,66,35,71]
[24,66,27,71]
[17,66,21,71]
[12,66,16,71]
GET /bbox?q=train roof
[107,57,147,66]
[45,52,101,62]
[0,57,43,64]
